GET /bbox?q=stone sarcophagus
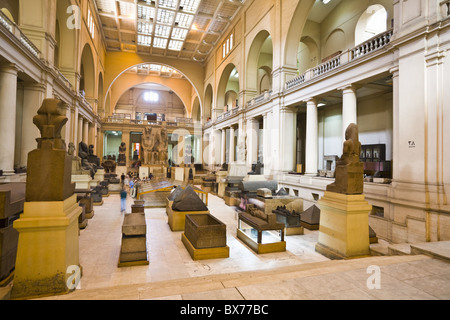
[0,183,25,283]
[273,206,304,235]
[184,214,227,249]
[182,214,229,260]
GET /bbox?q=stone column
[279,107,297,173]
[83,120,89,145]
[262,113,269,170]
[0,64,18,174]
[20,82,46,167]
[229,126,235,163]
[340,85,358,140]
[221,128,227,165]
[246,118,259,168]
[305,98,319,175]
[78,116,83,146]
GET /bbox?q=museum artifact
[118,142,127,166]
[12,99,82,299]
[0,183,25,282]
[326,123,364,194]
[172,185,208,212]
[182,214,229,260]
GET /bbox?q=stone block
[184,214,227,249]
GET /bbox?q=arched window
[355,5,388,45]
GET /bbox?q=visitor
[120,188,127,213]
[129,178,135,194]
[120,173,125,188]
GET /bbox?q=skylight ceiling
[95,0,245,62]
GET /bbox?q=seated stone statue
[78,142,96,178]
[326,123,364,195]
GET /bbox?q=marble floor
[76,191,330,291]
[32,190,450,301]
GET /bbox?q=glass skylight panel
[179,0,201,13]
[155,24,171,38]
[168,40,183,51]
[157,9,175,25]
[153,37,168,48]
[175,12,194,28]
[138,21,153,35]
[138,5,155,21]
[149,64,162,71]
[158,0,178,10]
[138,35,152,46]
[171,27,188,40]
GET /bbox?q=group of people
[119,172,154,213]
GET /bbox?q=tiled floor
[76,191,329,291]
[34,190,450,300]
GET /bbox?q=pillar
[20,82,46,167]
[246,118,259,168]
[229,126,236,163]
[0,64,18,174]
[221,128,227,165]
[340,85,358,139]
[279,108,297,172]
[78,116,83,146]
[83,120,89,145]
[305,98,319,175]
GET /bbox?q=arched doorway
[80,44,96,98]
[355,4,388,45]
[246,30,273,96]
[217,63,239,115]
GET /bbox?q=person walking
[120,187,127,213]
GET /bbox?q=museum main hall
[0,0,450,303]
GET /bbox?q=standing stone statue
[118,142,126,166]
[26,99,75,201]
[326,123,364,194]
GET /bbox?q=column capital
[337,84,357,92]
[0,62,19,75]
[304,97,318,104]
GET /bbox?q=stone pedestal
[315,191,372,260]
[71,174,92,190]
[118,212,148,267]
[11,194,82,299]
[216,171,228,198]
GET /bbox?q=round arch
[246,30,272,93]
[80,43,96,98]
[110,73,194,118]
[204,83,213,121]
[56,0,78,87]
[192,96,201,122]
[283,0,316,68]
[98,72,104,115]
[355,4,388,45]
[217,63,239,111]
[104,61,202,119]
[103,52,204,116]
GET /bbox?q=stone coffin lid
[301,205,321,224]
[168,186,184,201]
[239,180,278,192]
[0,183,26,219]
[172,185,208,212]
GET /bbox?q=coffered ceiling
[94,0,245,62]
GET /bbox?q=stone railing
[286,29,393,91]
[0,10,40,59]
[247,90,272,107]
[351,29,393,60]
